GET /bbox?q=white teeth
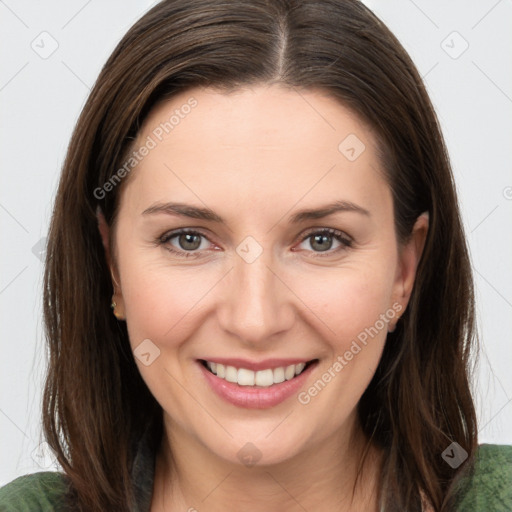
[216,363,226,378]
[225,366,238,383]
[273,366,285,384]
[237,368,255,386]
[205,361,310,387]
[255,369,274,387]
[284,365,295,380]
[295,362,306,375]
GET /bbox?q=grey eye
[174,232,203,251]
[309,233,335,252]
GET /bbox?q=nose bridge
[218,239,292,343]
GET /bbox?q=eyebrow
[141,200,370,224]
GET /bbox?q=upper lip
[199,358,316,372]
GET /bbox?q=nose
[217,245,296,347]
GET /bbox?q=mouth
[198,358,318,388]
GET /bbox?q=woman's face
[102,84,426,467]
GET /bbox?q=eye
[158,229,214,258]
[294,228,353,257]
[156,227,353,259]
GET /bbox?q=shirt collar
[130,418,160,512]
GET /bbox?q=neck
[151,413,383,512]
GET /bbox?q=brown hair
[42,0,478,510]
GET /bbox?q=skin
[98,84,428,511]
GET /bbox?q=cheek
[293,263,395,347]
[117,256,210,418]
[115,220,226,347]
[121,263,209,349]
[291,268,395,427]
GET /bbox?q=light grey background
[1,0,511,485]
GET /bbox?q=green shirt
[1,439,511,511]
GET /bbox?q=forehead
[122,84,388,215]
[138,84,375,154]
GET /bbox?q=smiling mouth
[199,359,318,387]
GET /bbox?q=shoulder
[0,471,70,511]
[454,444,512,511]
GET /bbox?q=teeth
[255,369,273,387]
[205,361,309,387]
[238,368,255,386]
[295,362,306,375]
[273,366,285,384]
[284,365,295,380]
[225,366,238,383]
[216,363,225,378]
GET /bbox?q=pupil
[312,234,331,252]
[180,233,200,250]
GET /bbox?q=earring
[111,295,125,320]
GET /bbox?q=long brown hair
[42,1,478,510]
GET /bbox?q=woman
[1,0,510,511]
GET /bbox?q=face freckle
[110,84,411,468]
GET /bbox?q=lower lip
[198,360,317,409]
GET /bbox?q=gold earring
[110,295,125,320]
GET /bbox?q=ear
[96,206,120,289]
[97,205,110,257]
[391,212,429,319]
[97,206,125,320]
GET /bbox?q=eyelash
[157,227,353,259]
